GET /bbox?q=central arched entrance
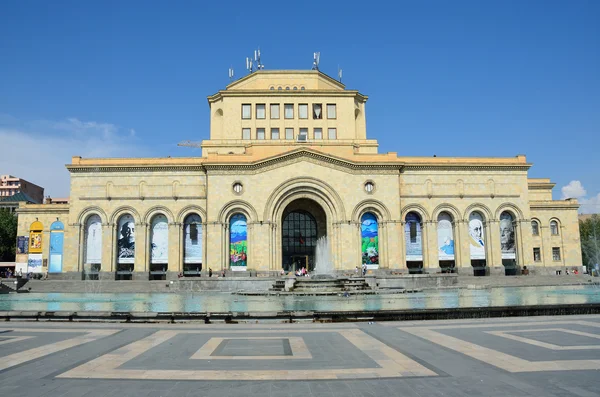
[281,199,327,272]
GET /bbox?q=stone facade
[16,70,582,279]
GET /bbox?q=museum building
[15,70,582,279]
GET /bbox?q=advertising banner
[86,214,103,264]
[437,213,455,261]
[117,214,135,264]
[405,213,423,261]
[150,215,169,264]
[469,212,486,260]
[17,236,29,254]
[27,253,43,273]
[500,212,516,259]
[184,214,202,264]
[29,231,42,253]
[361,213,379,269]
[230,214,247,270]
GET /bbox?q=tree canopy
[0,209,18,262]
[580,214,600,268]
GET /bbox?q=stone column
[422,221,435,271]
[399,221,407,270]
[167,222,180,279]
[487,219,502,275]
[456,220,471,272]
[133,222,149,280]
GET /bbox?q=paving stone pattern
[0,315,599,396]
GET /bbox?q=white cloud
[561,180,587,199]
[560,180,600,214]
[0,116,149,198]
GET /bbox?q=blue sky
[0,1,598,212]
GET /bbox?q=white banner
[184,215,202,264]
[437,213,455,261]
[86,215,103,264]
[151,215,169,264]
[468,212,486,260]
[27,253,43,273]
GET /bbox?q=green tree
[0,209,18,262]
[579,214,600,269]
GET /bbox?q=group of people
[294,267,309,277]
[355,264,368,276]
[0,269,42,279]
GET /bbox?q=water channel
[1,285,599,313]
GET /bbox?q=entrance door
[282,211,317,272]
[49,221,64,273]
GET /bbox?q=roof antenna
[338,65,342,82]
[246,56,253,74]
[255,47,265,70]
[312,52,320,71]
[228,66,234,81]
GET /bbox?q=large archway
[281,198,327,272]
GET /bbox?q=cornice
[207,90,366,104]
[79,196,206,201]
[66,165,206,173]
[16,206,70,214]
[402,164,531,172]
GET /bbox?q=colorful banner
[17,236,29,254]
[230,214,247,270]
[29,231,42,253]
[468,212,486,260]
[85,214,103,264]
[27,253,43,273]
[361,213,379,268]
[184,214,202,264]
[405,213,423,261]
[500,212,516,259]
[151,215,169,264]
[49,229,64,273]
[117,214,135,264]
[437,212,455,260]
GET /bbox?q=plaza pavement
[1,315,599,396]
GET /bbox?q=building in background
[14,69,582,279]
[0,175,44,204]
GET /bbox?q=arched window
[405,212,423,262]
[361,213,379,267]
[184,214,202,271]
[531,220,539,235]
[49,221,64,273]
[117,214,135,264]
[230,214,247,270]
[85,215,102,264]
[550,220,559,235]
[468,212,486,260]
[437,212,455,261]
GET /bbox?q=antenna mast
[229,66,234,81]
[247,47,264,74]
[338,65,342,82]
[312,52,320,71]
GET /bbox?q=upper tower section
[204,70,373,156]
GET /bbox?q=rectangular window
[242,128,251,140]
[313,103,323,119]
[242,104,251,119]
[552,247,561,261]
[271,128,280,140]
[285,128,294,140]
[314,128,322,140]
[533,247,541,262]
[299,104,308,119]
[410,222,417,243]
[328,128,337,139]
[256,104,266,119]
[270,104,280,119]
[284,104,294,119]
[257,128,265,140]
[327,104,336,119]
[299,128,308,141]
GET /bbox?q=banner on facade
[151,215,168,264]
[27,253,43,273]
[361,213,379,269]
[468,212,486,260]
[29,232,42,253]
[86,215,103,264]
[184,215,202,264]
[405,213,423,261]
[17,236,29,254]
[500,212,516,259]
[230,214,247,270]
[15,261,27,275]
[117,214,135,264]
[437,213,455,261]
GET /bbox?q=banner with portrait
[500,212,516,259]
[468,212,486,260]
[405,213,423,261]
[117,214,135,264]
[437,213,455,260]
[184,214,202,264]
[151,215,169,264]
